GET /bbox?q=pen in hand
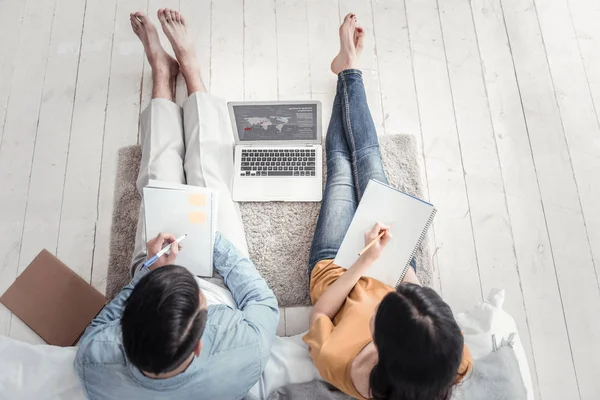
[358,224,393,257]
[143,234,187,268]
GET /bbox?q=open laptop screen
[232,103,318,142]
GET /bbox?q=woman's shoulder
[311,259,344,277]
[309,260,345,303]
[456,344,474,383]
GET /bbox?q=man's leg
[129,12,186,275]
[157,8,249,257]
[181,95,250,256]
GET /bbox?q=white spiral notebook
[143,180,218,277]
[333,179,436,287]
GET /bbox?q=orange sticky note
[189,193,206,207]
[188,211,206,224]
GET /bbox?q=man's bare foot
[331,13,365,75]
[158,8,204,93]
[130,12,179,81]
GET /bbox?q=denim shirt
[74,233,279,400]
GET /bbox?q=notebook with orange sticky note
[143,180,218,277]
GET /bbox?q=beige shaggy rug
[106,134,432,306]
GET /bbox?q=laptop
[228,101,323,202]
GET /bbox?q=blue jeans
[308,69,416,276]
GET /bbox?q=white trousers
[130,94,321,399]
[131,93,249,274]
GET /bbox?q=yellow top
[303,260,473,400]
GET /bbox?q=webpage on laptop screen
[233,104,317,141]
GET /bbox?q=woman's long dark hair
[369,283,464,400]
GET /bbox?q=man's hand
[361,222,392,262]
[146,232,180,270]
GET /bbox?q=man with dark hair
[121,264,209,376]
[74,9,279,399]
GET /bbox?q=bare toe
[158,9,198,76]
[349,16,356,29]
[134,11,148,24]
[130,10,178,78]
[130,21,139,34]
[355,27,365,53]
[157,9,166,23]
[331,14,360,74]
[340,13,357,35]
[130,15,141,31]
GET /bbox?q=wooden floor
[1,0,600,398]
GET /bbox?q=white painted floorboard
[0,0,57,337]
[470,1,579,398]
[1,1,599,398]
[11,0,87,344]
[437,0,537,393]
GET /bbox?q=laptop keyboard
[240,148,316,177]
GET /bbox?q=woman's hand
[309,222,392,326]
[146,232,181,270]
[361,222,392,262]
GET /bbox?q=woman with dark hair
[303,13,472,400]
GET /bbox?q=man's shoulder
[75,322,127,366]
[205,305,263,352]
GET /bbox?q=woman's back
[303,260,472,400]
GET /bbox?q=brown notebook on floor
[0,249,107,347]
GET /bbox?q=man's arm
[81,268,150,336]
[82,232,178,335]
[212,233,279,340]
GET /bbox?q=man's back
[74,233,279,400]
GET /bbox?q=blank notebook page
[143,181,217,277]
[333,180,436,287]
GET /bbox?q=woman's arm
[309,256,376,326]
[309,222,392,327]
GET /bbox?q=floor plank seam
[531,0,600,296]
[56,0,90,256]
[434,0,485,301]
[466,2,541,396]
[91,0,120,284]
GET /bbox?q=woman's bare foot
[158,8,205,93]
[130,12,179,98]
[331,13,365,75]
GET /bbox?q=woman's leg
[338,70,418,272]
[327,13,417,271]
[308,86,357,275]
[307,13,367,275]
[338,69,388,200]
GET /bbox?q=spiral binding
[394,208,437,288]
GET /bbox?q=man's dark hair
[370,283,464,400]
[121,265,208,374]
